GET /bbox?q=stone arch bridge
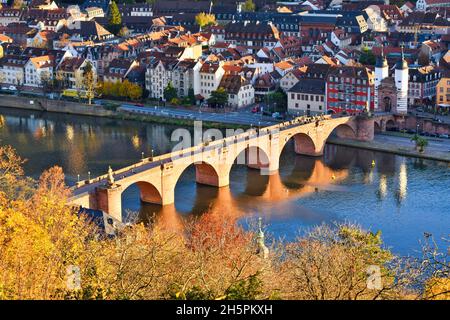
[69,115,375,221]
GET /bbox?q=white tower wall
[395,68,408,114]
[374,65,388,111]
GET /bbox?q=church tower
[374,47,388,111]
[395,49,409,114]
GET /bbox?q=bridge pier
[195,162,230,187]
[96,185,123,222]
[355,117,374,141]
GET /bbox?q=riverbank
[327,136,450,162]
[0,94,249,130]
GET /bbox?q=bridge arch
[329,123,357,140]
[134,181,163,204]
[374,121,382,133]
[278,129,319,157]
[386,119,396,130]
[172,160,223,188]
[291,133,317,156]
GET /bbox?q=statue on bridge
[107,166,115,187]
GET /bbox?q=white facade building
[24,55,54,87]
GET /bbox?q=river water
[0,107,449,256]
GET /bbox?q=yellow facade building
[436,77,450,107]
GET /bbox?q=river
[0,107,449,256]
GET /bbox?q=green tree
[195,13,216,29]
[108,1,122,35]
[359,47,376,66]
[411,134,429,153]
[188,87,196,105]
[163,81,177,102]
[266,89,287,112]
[242,0,256,12]
[207,87,228,108]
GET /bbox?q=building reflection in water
[378,174,388,200]
[131,134,141,150]
[396,161,408,204]
[66,125,74,141]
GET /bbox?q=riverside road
[119,104,279,126]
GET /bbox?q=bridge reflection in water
[125,142,397,233]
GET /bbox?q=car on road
[134,103,145,107]
[438,134,449,139]
[262,110,272,116]
[429,133,438,137]
[251,106,260,113]
[416,107,424,112]
[2,85,16,91]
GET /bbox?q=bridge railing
[72,114,337,191]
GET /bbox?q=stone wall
[0,94,115,117]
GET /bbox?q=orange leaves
[0,145,25,177]
[186,211,251,252]
[36,166,70,200]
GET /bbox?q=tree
[207,87,228,108]
[40,72,53,94]
[12,0,25,9]
[195,13,216,29]
[108,1,122,35]
[242,0,256,12]
[359,47,376,66]
[266,89,287,112]
[163,81,177,102]
[188,87,196,105]
[128,83,143,101]
[411,134,429,153]
[82,61,96,105]
[118,26,130,38]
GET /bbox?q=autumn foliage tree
[195,13,216,29]
[98,80,143,101]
